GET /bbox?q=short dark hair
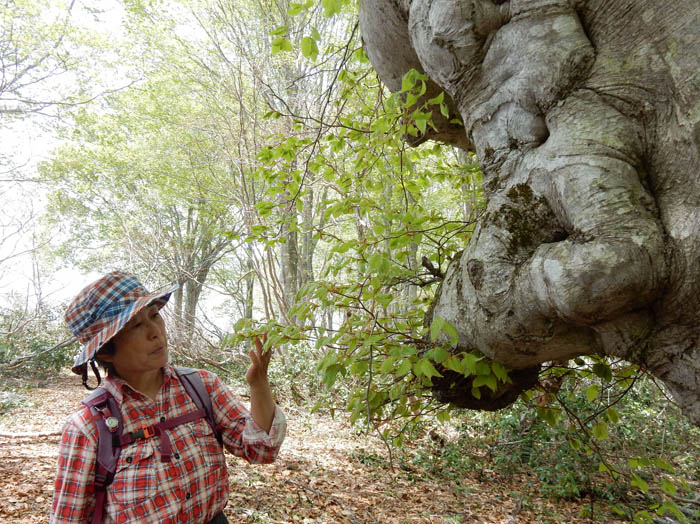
[94,340,118,377]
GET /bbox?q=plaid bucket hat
[66,271,178,387]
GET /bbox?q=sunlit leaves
[271,37,293,54]
[269,25,289,36]
[300,36,319,61]
[321,0,343,17]
[586,384,601,402]
[429,316,458,346]
[413,358,441,380]
[247,5,485,459]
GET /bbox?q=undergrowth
[402,373,700,523]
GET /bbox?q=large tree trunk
[359,0,700,425]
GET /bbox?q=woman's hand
[246,334,271,388]
[246,334,275,433]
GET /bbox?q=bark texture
[359,0,700,424]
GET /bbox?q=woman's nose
[146,319,160,338]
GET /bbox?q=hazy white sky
[0,0,125,307]
[1,0,232,331]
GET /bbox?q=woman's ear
[98,352,115,363]
[96,340,118,363]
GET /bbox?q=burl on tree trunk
[359,0,700,424]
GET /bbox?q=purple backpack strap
[82,388,123,524]
[174,367,222,445]
[81,368,220,523]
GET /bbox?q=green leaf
[491,361,509,383]
[322,364,341,388]
[661,478,677,496]
[607,406,620,424]
[658,501,684,520]
[461,353,481,375]
[630,473,649,494]
[537,407,559,427]
[610,505,626,516]
[475,361,491,375]
[287,2,303,16]
[401,72,416,93]
[598,462,617,479]
[271,37,293,54]
[473,374,497,392]
[443,356,463,373]
[404,92,417,107]
[652,458,675,472]
[586,384,601,402]
[375,293,393,306]
[427,92,444,105]
[395,359,412,377]
[379,357,395,374]
[301,36,319,61]
[414,114,427,134]
[334,240,356,254]
[592,421,609,440]
[321,0,341,17]
[269,25,289,36]
[437,410,451,423]
[413,358,442,379]
[350,359,368,375]
[428,346,450,364]
[439,102,450,118]
[429,317,445,343]
[592,362,613,382]
[441,320,459,347]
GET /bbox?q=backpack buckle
[94,473,108,489]
[131,425,157,440]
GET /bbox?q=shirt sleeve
[50,412,98,523]
[203,371,286,464]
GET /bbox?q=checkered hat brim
[66,271,178,376]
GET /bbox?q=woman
[50,271,286,524]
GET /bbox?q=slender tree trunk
[301,188,314,288]
[279,216,299,314]
[245,243,254,322]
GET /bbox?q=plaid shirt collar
[103,365,175,404]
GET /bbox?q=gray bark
[280,215,299,312]
[359,0,700,424]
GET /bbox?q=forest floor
[0,370,627,524]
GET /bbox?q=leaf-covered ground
[0,371,625,523]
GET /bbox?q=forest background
[0,0,698,523]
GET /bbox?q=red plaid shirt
[50,366,286,523]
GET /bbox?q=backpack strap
[82,368,221,523]
[174,367,223,445]
[116,408,207,462]
[82,388,123,524]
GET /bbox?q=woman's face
[102,303,168,380]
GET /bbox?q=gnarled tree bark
[359,0,700,425]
